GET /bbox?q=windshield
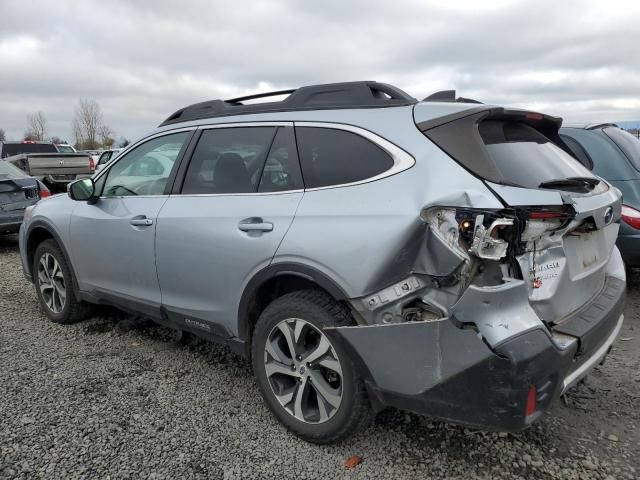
[0,160,28,179]
[56,145,75,153]
[1,143,57,158]
[603,127,640,171]
[479,120,595,189]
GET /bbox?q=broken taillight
[468,215,514,260]
[621,204,640,230]
[37,180,51,199]
[421,207,516,260]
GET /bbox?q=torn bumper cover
[325,275,625,431]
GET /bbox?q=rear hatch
[0,162,39,219]
[416,106,622,322]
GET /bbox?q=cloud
[0,0,639,141]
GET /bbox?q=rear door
[69,130,192,315]
[155,124,304,337]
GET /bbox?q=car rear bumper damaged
[327,274,625,431]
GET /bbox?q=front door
[155,125,304,337]
[69,131,192,314]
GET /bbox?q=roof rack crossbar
[159,81,417,126]
[227,89,296,105]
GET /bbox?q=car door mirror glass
[68,178,95,201]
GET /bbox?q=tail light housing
[525,385,538,417]
[621,204,640,229]
[37,180,51,199]
[89,157,95,173]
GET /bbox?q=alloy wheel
[37,253,66,314]
[264,318,343,424]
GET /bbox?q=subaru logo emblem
[604,206,613,225]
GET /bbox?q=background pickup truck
[0,141,94,191]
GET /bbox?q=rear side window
[295,127,394,188]
[603,127,640,172]
[560,134,593,170]
[478,120,592,188]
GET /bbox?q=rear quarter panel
[274,108,502,298]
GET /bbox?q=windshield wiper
[538,176,600,193]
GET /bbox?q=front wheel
[251,289,371,443]
[33,239,91,324]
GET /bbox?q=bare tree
[73,99,104,150]
[0,128,5,142]
[25,111,48,141]
[99,124,116,148]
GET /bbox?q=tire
[33,239,91,324]
[251,289,371,443]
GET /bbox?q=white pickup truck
[0,141,94,191]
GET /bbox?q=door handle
[238,219,273,232]
[130,217,153,226]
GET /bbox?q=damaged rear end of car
[325,104,626,431]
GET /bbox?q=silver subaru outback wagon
[19,82,626,443]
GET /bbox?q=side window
[98,151,111,165]
[182,127,277,194]
[258,127,303,193]
[560,134,594,170]
[101,131,189,197]
[295,127,394,188]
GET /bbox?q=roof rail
[586,123,619,130]
[159,81,417,126]
[423,90,483,104]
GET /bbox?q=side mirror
[68,178,96,202]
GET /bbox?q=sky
[1,0,639,142]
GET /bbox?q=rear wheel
[33,239,91,324]
[251,289,371,443]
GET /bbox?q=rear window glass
[296,127,394,188]
[0,160,27,179]
[1,143,57,158]
[603,127,640,171]
[479,121,593,188]
[56,145,75,153]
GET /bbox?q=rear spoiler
[417,106,563,132]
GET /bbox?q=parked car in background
[95,148,123,173]
[560,124,640,270]
[1,141,94,191]
[19,82,626,443]
[1,160,50,234]
[55,144,76,153]
[80,150,102,164]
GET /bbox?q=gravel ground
[0,233,638,480]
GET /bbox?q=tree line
[0,99,129,150]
